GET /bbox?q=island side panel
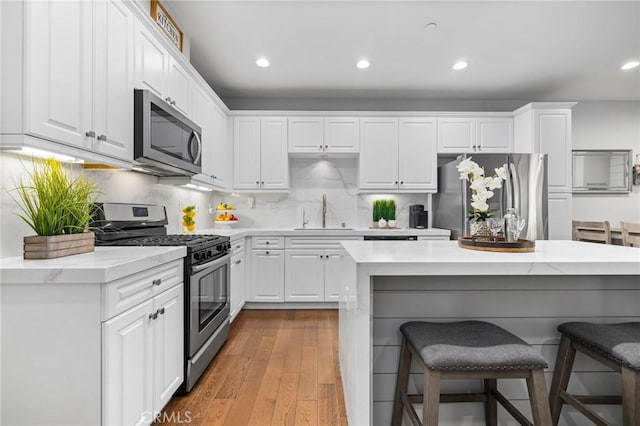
[1,282,102,426]
[370,275,640,426]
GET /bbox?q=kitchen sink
[293,227,354,231]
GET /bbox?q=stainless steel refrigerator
[433,153,548,240]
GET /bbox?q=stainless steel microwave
[133,89,202,176]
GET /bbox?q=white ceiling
[167,1,640,109]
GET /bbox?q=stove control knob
[216,244,223,252]
[208,250,213,258]
[194,253,201,261]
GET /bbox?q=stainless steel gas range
[92,203,231,393]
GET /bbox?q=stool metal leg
[548,335,576,425]
[392,336,412,426]
[423,369,441,426]
[483,379,498,426]
[621,367,640,426]
[527,369,552,426]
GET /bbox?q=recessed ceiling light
[357,59,370,69]
[621,60,639,70]
[256,58,270,68]
[452,60,469,71]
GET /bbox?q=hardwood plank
[298,345,318,401]
[271,371,300,426]
[318,383,341,426]
[201,399,234,426]
[295,400,318,426]
[223,335,276,426]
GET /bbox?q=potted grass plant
[9,158,101,259]
[386,199,397,228]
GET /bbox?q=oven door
[189,253,230,357]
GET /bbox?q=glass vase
[470,220,490,237]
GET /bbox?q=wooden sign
[151,0,183,52]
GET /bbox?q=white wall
[572,101,640,225]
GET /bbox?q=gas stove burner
[118,234,226,247]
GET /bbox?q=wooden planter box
[23,232,95,259]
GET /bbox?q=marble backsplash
[0,155,430,257]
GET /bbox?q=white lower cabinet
[103,283,184,426]
[323,249,353,301]
[249,249,285,302]
[284,249,353,302]
[230,250,246,321]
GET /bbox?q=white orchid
[456,158,507,221]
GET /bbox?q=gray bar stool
[392,321,551,426]
[549,322,640,425]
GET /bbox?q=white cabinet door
[324,117,359,153]
[477,118,513,152]
[288,117,324,153]
[167,57,191,118]
[103,299,153,426]
[234,117,261,190]
[548,193,573,240]
[260,117,289,190]
[535,110,572,192]
[152,285,183,414]
[324,249,354,302]
[230,252,246,322]
[93,0,134,161]
[437,118,475,153]
[359,118,399,190]
[135,23,168,98]
[285,250,324,302]
[250,250,285,302]
[398,118,437,191]
[26,0,93,149]
[210,103,228,190]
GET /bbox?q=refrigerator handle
[509,161,520,214]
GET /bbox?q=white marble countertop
[0,246,186,284]
[341,240,640,275]
[195,227,451,239]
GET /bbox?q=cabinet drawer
[103,259,183,321]
[285,236,362,249]
[230,237,246,255]
[251,236,284,249]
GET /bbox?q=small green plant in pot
[9,158,101,259]
[386,199,397,227]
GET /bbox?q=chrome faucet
[322,194,327,228]
[302,207,309,229]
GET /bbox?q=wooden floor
[156,309,348,426]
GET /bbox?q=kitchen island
[339,240,640,426]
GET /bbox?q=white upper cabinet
[513,103,576,193]
[93,0,135,160]
[193,85,226,190]
[360,118,437,192]
[22,0,134,161]
[134,22,168,99]
[398,118,437,191]
[135,23,192,119]
[437,117,513,153]
[166,57,191,117]
[288,117,359,155]
[233,117,289,191]
[359,118,399,190]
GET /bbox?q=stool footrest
[407,393,488,404]
[559,390,609,426]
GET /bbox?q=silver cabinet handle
[265,241,270,245]
[265,251,269,255]
[149,312,158,320]
[152,278,162,286]
[324,145,328,149]
[165,97,171,103]
[171,101,176,106]
[319,145,323,150]
[235,245,241,249]
[261,181,264,185]
[158,307,165,315]
[97,134,107,142]
[85,130,96,138]
[235,259,242,264]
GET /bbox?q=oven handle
[191,253,230,273]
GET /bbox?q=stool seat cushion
[557,322,640,371]
[400,321,547,371]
